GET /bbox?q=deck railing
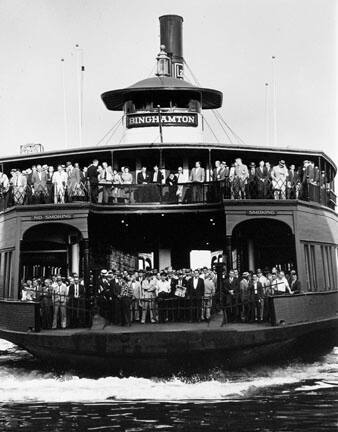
[0,178,335,211]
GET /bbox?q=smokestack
[159,15,184,79]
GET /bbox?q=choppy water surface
[0,339,337,431]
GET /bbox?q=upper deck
[0,142,336,213]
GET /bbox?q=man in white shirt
[52,165,68,204]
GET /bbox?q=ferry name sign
[126,113,198,128]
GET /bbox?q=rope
[183,59,247,146]
[95,116,123,146]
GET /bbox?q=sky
[0,0,336,162]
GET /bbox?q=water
[0,339,337,431]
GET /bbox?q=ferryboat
[0,15,337,373]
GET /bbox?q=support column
[248,239,255,272]
[225,235,232,273]
[71,243,80,275]
[13,218,22,299]
[82,239,90,295]
[183,157,189,179]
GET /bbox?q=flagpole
[264,82,269,147]
[272,56,278,146]
[61,58,68,149]
[75,44,84,147]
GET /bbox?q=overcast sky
[0,0,336,162]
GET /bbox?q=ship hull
[1,316,337,375]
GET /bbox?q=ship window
[304,245,311,291]
[304,243,317,291]
[0,250,13,299]
[310,245,317,291]
[326,246,333,290]
[321,246,329,290]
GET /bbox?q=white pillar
[248,239,255,272]
[71,243,80,275]
[183,157,189,179]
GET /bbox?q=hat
[250,162,256,167]
[242,272,249,277]
[56,275,62,280]
[100,269,108,275]
[279,160,285,165]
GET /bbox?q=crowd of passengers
[0,157,328,206]
[20,267,301,329]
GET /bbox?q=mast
[75,44,85,147]
[61,58,68,149]
[271,56,278,146]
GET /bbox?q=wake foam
[0,340,336,403]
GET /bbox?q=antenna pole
[61,59,68,149]
[264,82,270,146]
[76,44,84,147]
[272,56,278,146]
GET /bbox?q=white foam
[0,339,336,403]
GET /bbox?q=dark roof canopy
[101,76,223,110]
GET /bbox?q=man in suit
[97,269,111,321]
[137,166,151,184]
[151,165,164,184]
[250,274,264,322]
[290,272,301,294]
[67,274,86,327]
[186,270,205,322]
[87,159,99,203]
[66,161,81,201]
[32,164,48,203]
[233,158,249,199]
[212,160,224,181]
[108,271,122,325]
[190,161,205,202]
[246,162,257,199]
[220,270,240,325]
[136,167,151,202]
[255,160,268,198]
[287,164,301,199]
[239,272,250,322]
